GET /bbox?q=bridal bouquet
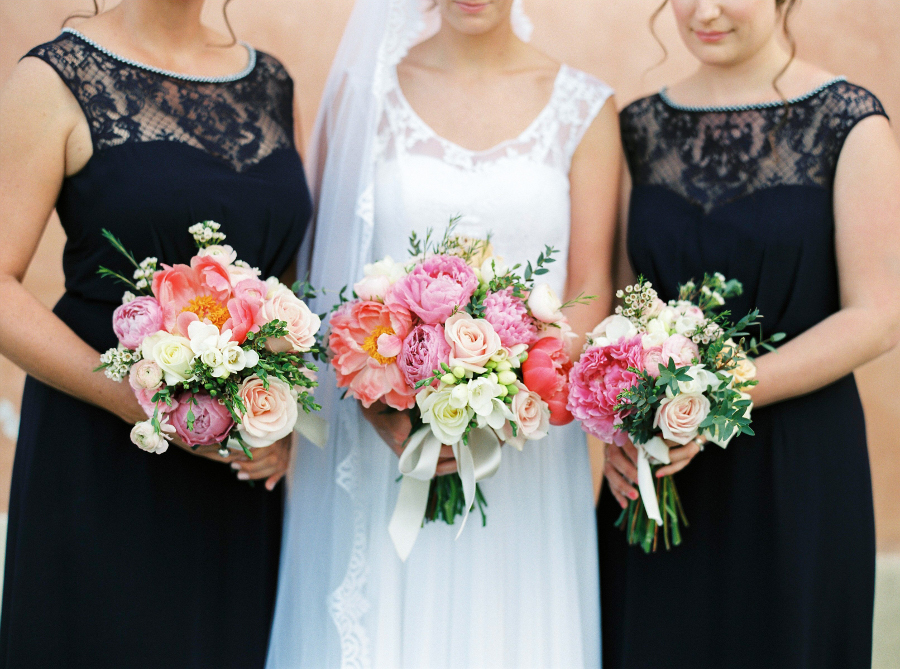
[327,223,577,559]
[96,221,322,457]
[568,274,781,552]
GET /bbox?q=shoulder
[22,31,93,74]
[618,94,664,137]
[556,64,614,106]
[253,49,293,85]
[820,79,888,122]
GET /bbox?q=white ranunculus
[197,244,237,266]
[674,314,702,336]
[130,418,174,454]
[149,334,195,385]
[527,283,564,323]
[677,365,722,395]
[418,386,473,445]
[479,256,508,285]
[589,315,637,346]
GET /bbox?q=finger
[234,453,281,476]
[435,460,459,476]
[604,462,638,503]
[265,471,286,491]
[655,459,692,478]
[622,441,639,465]
[607,448,639,484]
[667,441,702,463]
[439,445,455,459]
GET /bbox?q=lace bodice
[25,29,296,173]
[373,64,613,297]
[621,79,887,214]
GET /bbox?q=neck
[115,0,208,52]
[431,19,519,74]
[693,37,793,103]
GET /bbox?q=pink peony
[386,255,477,324]
[398,324,452,388]
[522,337,574,426]
[328,300,416,410]
[566,335,645,444]
[169,391,235,447]
[482,288,538,348]
[112,296,164,350]
[661,334,700,369]
[134,386,179,419]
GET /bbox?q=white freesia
[466,376,504,417]
[676,365,722,395]
[449,384,469,409]
[527,283,563,323]
[130,418,175,454]
[147,333,194,385]
[220,342,259,376]
[188,321,227,356]
[477,397,514,431]
[197,244,237,266]
[417,386,473,445]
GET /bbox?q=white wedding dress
[267,2,612,668]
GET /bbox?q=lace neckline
[658,76,847,113]
[62,27,257,84]
[391,64,567,156]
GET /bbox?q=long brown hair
[650,0,800,99]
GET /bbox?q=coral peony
[112,296,164,350]
[328,301,416,410]
[482,288,538,348]
[398,324,451,388]
[386,255,477,324]
[566,335,644,443]
[522,337,574,426]
[169,392,235,447]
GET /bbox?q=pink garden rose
[169,392,234,447]
[255,287,321,353]
[660,334,700,369]
[522,336,574,426]
[112,296,164,350]
[236,376,297,448]
[397,324,451,388]
[444,312,502,374]
[642,345,666,378]
[654,392,711,445]
[506,388,550,450]
[566,335,645,444]
[482,288,538,348]
[224,297,261,345]
[328,300,416,410]
[233,278,269,307]
[386,255,478,324]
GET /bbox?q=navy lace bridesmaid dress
[0,29,310,668]
[598,79,886,668]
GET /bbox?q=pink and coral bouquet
[326,222,577,560]
[568,274,781,552]
[96,221,322,458]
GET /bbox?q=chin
[687,43,745,68]
[443,1,506,34]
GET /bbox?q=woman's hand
[604,440,639,509]
[360,403,459,476]
[654,436,706,478]
[232,435,293,490]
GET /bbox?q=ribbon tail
[388,476,431,562]
[294,412,329,449]
[452,440,477,540]
[452,428,502,540]
[637,445,664,525]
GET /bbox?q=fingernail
[237,472,249,481]
[656,472,664,478]
[231,463,241,471]
[266,481,275,491]
[629,490,639,500]
[620,500,627,509]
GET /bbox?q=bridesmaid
[0,1,309,667]
[599,0,900,667]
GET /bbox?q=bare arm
[0,59,146,426]
[749,116,900,408]
[563,97,622,355]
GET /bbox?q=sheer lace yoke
[621,79,888,214]
[378,64,613,173]
[25,30,296,173]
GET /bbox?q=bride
[268,1,620,666]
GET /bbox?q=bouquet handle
[636,436,671,525]
[389,427,502,561]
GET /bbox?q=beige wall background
[0,0,898,550]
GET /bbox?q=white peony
[527,283,564,323]
[589,315,637,347]
[417,386,473,445]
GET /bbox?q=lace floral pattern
[25,31,295,173]
[378,64,613,173]
[621,80,888,213]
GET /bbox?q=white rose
[149,334,194,385]
[417,386,473,445]
[527,283,563,323]
[589,315,637,347]
[479,256,508,284]
[653,392,711,445]
[130,418,175,454]
[198,244,237,266]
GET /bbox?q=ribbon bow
[388,426,502,561]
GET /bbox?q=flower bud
[496,360,512,372]
[497,370,517,385]
[441,373,457,386]
[506,384,519,396]
[452,366,466,379]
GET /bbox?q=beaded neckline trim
[658,76,847,113]
[62,27,257,83]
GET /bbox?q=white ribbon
[294,411,329,449]
[635,436,671,525]
[388,426,502,561]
